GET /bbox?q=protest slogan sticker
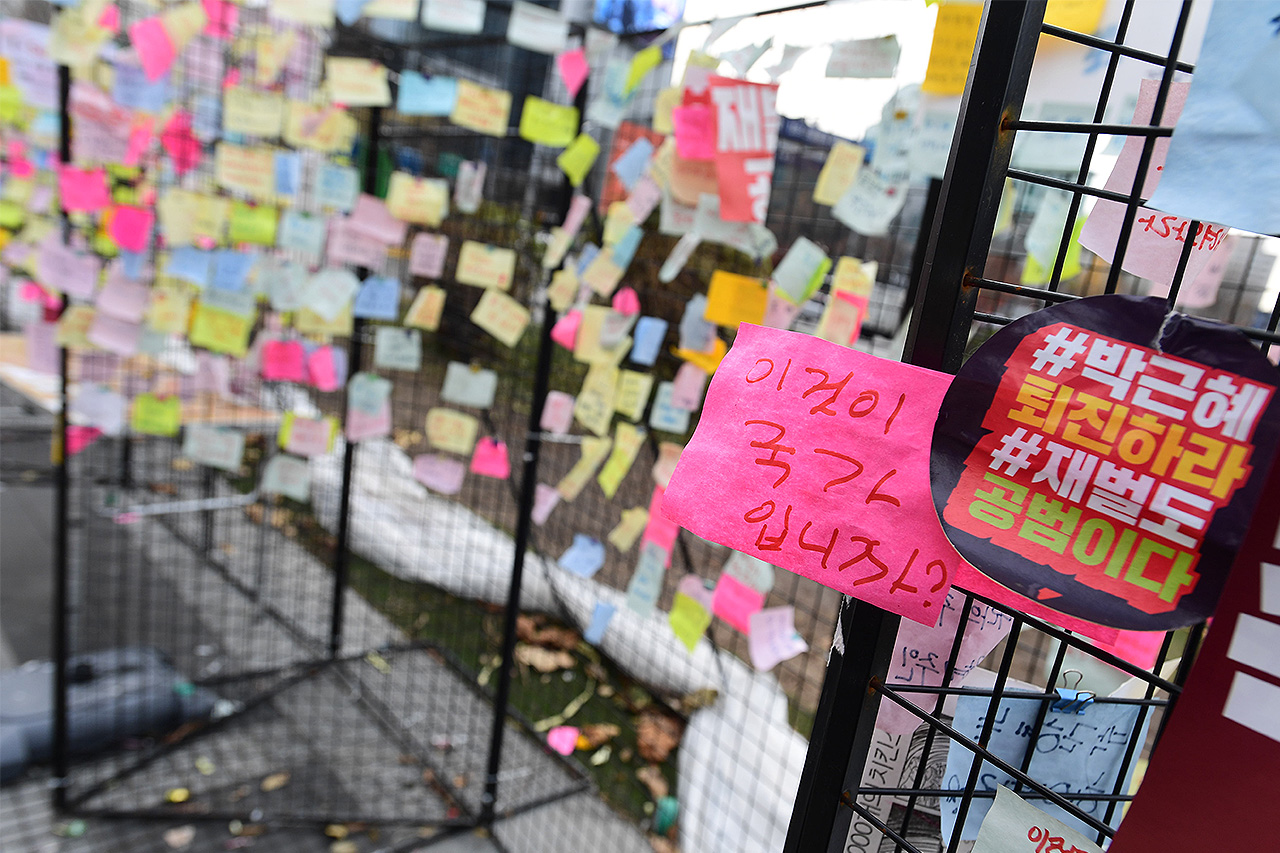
[663,324,958,625]
[932,295,1280,630]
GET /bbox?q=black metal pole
[480,51,588,826]
[903,0,1046,374]
[51,61,73,812]
[328,106,381,659]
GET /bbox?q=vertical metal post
[480,55,587,827]
[51,62,73,812]
[904,1,1046,373]
[329,106,382,659]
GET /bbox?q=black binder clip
[1051,670,1095,714]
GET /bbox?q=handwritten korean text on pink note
[662,324,956,625]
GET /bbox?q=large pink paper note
[1079,79,1228,287]
[128,17,177,81]
[58,166,111,212]
[108,205,155,253]
[662,324,957,625]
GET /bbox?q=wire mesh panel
[788,1,1280,852]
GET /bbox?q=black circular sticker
[930,294,1280,630]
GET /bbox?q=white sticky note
[1223,670,1280,743]
[506,0,568,54]
[1261,562,1280,617]
[422,0,486,33]
[1226,613,1280,681]
[441,362,498,408]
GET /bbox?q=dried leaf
[636,708,684,763]
[514,643,575,673]
[260,771,290,792]
[636,765,669,800]
[579,723,621,749]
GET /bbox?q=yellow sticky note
[518,96,579,147]
[668,592,711,653]
[625,45,662,95]
[325,57,392,107]
[131,393,181,437]
[573,305,631,365]
[607,506,649,552]
[284,102,357,153]
[574,363,618,437]
[602,202,635,246]
[189,299,254,358]
[923,2,983,95]
[56,305,95,349]
[362,0,417,19]
[385,172,449,226]
[994,177,1017,236]
[652,440,682,488]
[157,189,229,246]
[2,177,32,206]
[222,86,285,138]
[557,133,599,187]
[556,435,612,501]
[0,56,10,86]
[673,337,727,373]
[0,201,24,230]
[227,201,278,246]
[614,370,654,421]
[653,87,680,135]
[456,241,516,290]
[425,408,479,455]
[1022,217,1085,284]
[1044,0,1106,34]
[546,267,578,312]
[830,256,876,297]
[597,422,646,498]
[814,141,866,206]
[404,286,446,331]
[256,30,297,86]
[582,252,625,298]
[0,85,22,123]
[161,2,207,51]
[214,143,277,201]
[470,288,530,347]
[295,303,354,337]
[270,0,335,26]
[704,271,767,327]
[450,80,512,137]
[146,286,191,334]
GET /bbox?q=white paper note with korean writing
[662,324,958,625]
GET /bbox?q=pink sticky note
[612,287,641,316]
[349,194,408,246]
[1080,78,1226,287]
[1092,627,1167,671]
[671,105,715,161]
[763,286,802,330]
[285,416,334,457]
[556,48,589,99]
[123,118,154,168]
[10,158,33,179]
[96,273,150,323]
[670,362,708,411]
[307,346,341,392]
[470,438,511,479]
[413,453,466,495]
[532,483,560,525]
[626,176,662,223]
[642,485,680,556]
[540,390,575,434]
[712,573,765,634]
[262,340,308,382]
[108,205,155,254]
[678,574,715,610]
[67,426,104,456]
[748,606,808,671]
[551,309,581,350]
[202,0,238,38]
[546,725,579,756]
[58,166,111,212]
[98,4,121,33]
[347,404,391,442]
[160,110,202,176]
[87,312,142,356]
[20,282,44,303]
[24,320,58,374]
[128,17,177,81]
[662,324,957,626]
[408,233,449,278]
[222,68,241,89]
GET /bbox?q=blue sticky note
[576,243,600,276]
[629,316,667,366]
[316,164,359,212]
[211,250,256,292]
[625,542,667,616]
[397,71,459,117]
[610,137,654,192]
[334,0,370,25]
[119,250,146,280]
[167,247,212,287]
[112,63,171,112]
[941,695,1148,844]
[352,276,401,320]
[274,151,301,197]
[277,211,326,258]
[679,294,716,352]
[611,225,644,271]
[558,534,606,578]
[190,93,222,140]
[584,602,616,645]
[648,382,691,434]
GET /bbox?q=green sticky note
[1022,217,1085,285]
[0,200,24,229]
[803,256,833,302]
[227,201,278,246]
[0,85,22,122]
[131,393,181,437]
[668,592,712,653]
[557,133,600,188]
[625,46,662,95]
[438,151,464,179]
